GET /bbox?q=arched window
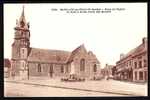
[38,63,41,72]
[49,64,53,73]
[93,64,97,72]
[80,59,85,71]
[66,65,69,73]
[61,65,64,73]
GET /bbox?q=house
[4,59,11,78]
[101,64,114,78]
[115,37,147,82]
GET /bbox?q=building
[4,59,11,78]
[115,37,147,82]
[11,7,101,80]
[101,64,114,78]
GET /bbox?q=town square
[4,3,147,97]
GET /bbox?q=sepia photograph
[4,3,147,97]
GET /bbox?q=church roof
[67,44,100,64]
[27,45,100,64]
[67,44,86,63]
[28,48,71,64]
[88,51,100,64]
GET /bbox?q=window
[139,71,143,80]
[138,56,142,59]
[22,49,25,58]
[22,49,24,53]
[49,64,53,73]
[129,61,131,66]
[21,62,25,69]
[139,61,142,68]
[93,64,97,72]
[80,59,85,71]
[144,71,147,80]
[134,62,137,69]
[144,59,146,67]
[66,65,69,73]
[23,62,25,68]
[61,65,64,73]
[38,64,41,72]
[135,71,137,80]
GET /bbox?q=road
[4,82,126,97]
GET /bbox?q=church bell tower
[11,6,30,79]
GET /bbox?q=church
[11,7,101,80]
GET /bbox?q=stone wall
[28,62,71,78]
[71,51,99,78]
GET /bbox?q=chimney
[142,37,147,48]
[106,64,108,67]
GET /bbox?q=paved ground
[4,77,147,97]
[4,82,126,97]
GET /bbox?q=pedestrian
[106,76,109,80]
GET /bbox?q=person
[106,76,109,80]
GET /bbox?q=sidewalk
[4,77,147,96]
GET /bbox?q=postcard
[4,3,147,97]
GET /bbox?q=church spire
[20,5,25,21]
[21,5,25,17]
[15,5,30,30]
[19,5,26,28]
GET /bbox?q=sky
[4,3,147,68]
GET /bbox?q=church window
[66,65,69,73]
[80,59,85,71]
[135,71,137,80]
[93,64,97,72]
[50,64,53,73]
[21,49,25,58]
[38,64,41,72]
[61,65,64,73]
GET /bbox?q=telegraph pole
[27,63,29,80]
